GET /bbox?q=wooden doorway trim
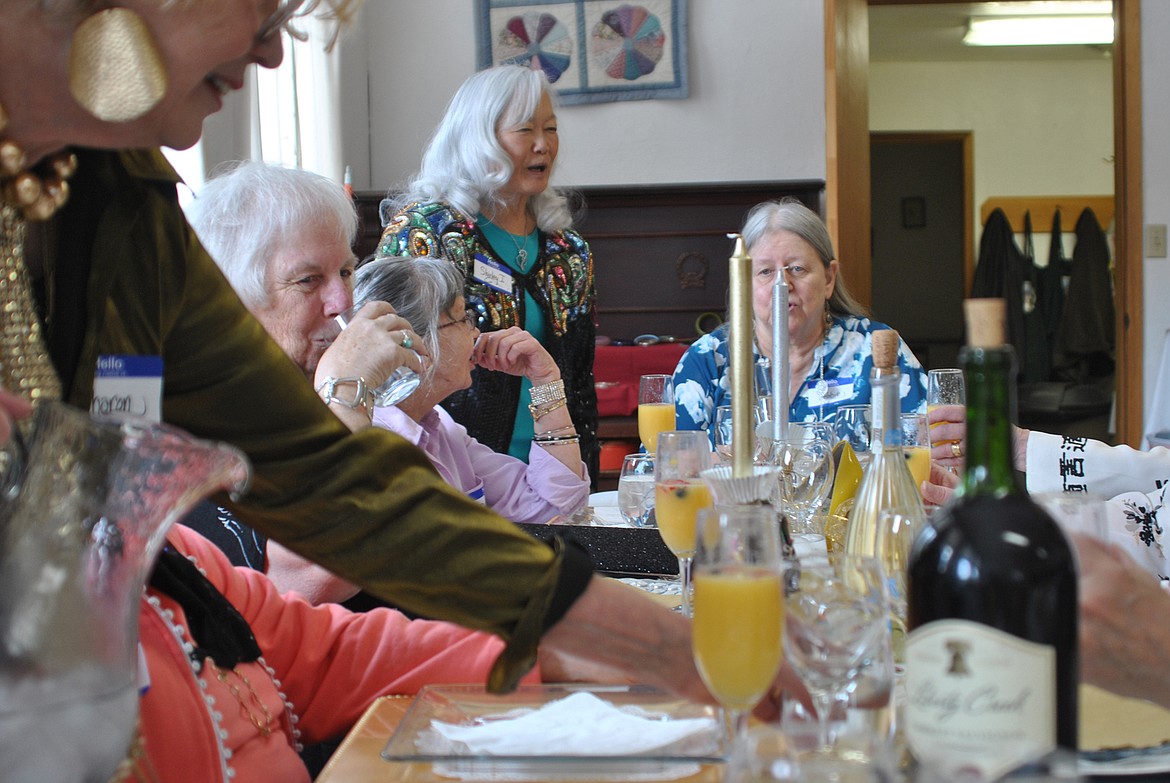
[830,0,1144,446]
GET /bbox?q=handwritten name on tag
[93,355,163,423]
[473,254,514,294]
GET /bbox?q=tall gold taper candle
[727,233,753,478]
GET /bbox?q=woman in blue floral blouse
[673,199,927,447]
[378,66,598,484]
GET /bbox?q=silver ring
[401,331,413,350]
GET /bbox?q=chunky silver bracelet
[529,379,565,407]
[315,376,374,415]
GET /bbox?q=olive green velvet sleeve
[69,150,581,690]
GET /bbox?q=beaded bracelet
[529,379,565,407]
[528,396,567,421]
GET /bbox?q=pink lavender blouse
[373,405,590,525]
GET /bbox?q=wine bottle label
[904,619,1056,781]
[871,384,888,432]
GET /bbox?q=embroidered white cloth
[430,692,716,756]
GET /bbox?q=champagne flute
[638,374,675,454]
[927,368,965,454]
[784,555,889,753]
[654,430,713,618]
[692,506,785,768]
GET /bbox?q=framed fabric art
[475,0,689,105]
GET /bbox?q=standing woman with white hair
[378,65,599,486]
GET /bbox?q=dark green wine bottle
[905,299,1078,780]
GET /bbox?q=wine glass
[333,310,421,406]
[654,430,713,618]
[617,453,656,528]
[900,413,931,492]
[769,423,836,534]
[713,405,734,464]
[692,506,785,769]
[638,374,675,454]
[784,555,889,753]
[834,404,871,462]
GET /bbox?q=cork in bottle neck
[964,298,1007,348]
[872,329,900,370]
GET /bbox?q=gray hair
[741,198,868,318]
[186,161,357,309]
[353,256,463,383]
[394,65,573,232]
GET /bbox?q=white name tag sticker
[472,253,513,294]
[92,355,163,423]
[806,376,855,407]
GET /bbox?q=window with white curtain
[253,16,345,182]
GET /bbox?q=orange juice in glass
[692,568,783,711]
[903,446,931,489]
[692,506,785,752]
[655,480,712,555]
[654,430,712,618]
[901,413,931,491]
[638,375,675,453]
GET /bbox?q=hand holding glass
[927,368,965,451]
[654,430,712,618]
[638,374,675,454]
[333,310,421,406]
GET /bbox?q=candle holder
[700,465,795,559]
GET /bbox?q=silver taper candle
[728,233,753,478]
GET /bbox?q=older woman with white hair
[378,64,599,484]
[673,198,928,444]
[356,255,589,524]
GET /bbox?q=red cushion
[593,343,688,417]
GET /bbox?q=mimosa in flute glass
[638,374,675,454]
[900,413,932,491]
[927,367,965,457]
[692,506,785,768]
[655,430,713,618]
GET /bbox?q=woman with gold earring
[0,4,729,781]
[672,198,929,443]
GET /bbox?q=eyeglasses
[439,311,478,331]
[256,0,307,43]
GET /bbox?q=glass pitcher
[0,402,251,782]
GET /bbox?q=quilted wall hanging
[475,0,689,105]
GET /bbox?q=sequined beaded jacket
[379,201,600,485]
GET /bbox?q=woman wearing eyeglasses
[356,255,589,525]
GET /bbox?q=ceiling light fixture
[963,15,1114,46]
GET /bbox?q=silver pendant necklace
[501,214,534,270]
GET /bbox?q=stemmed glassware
[927,368,965,459]
[765,422,836,534]
[713,405,734,464]
[654,430,713,618]
[834,404,871,464]
[691,506,785,770]
[783,555,890,754]
[638,374,675,454]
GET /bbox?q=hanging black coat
[971,207,1047,381]
[1052,208,1115,383]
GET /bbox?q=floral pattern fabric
[672,316,928,447]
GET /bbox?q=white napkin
[430,692,716,756]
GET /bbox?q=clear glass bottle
[844,332,926,659]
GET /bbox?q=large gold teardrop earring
[68,8,168,123]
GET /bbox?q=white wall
[869,57,1115,253]
[1142,0,1170,434]
[350,0,826,191]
